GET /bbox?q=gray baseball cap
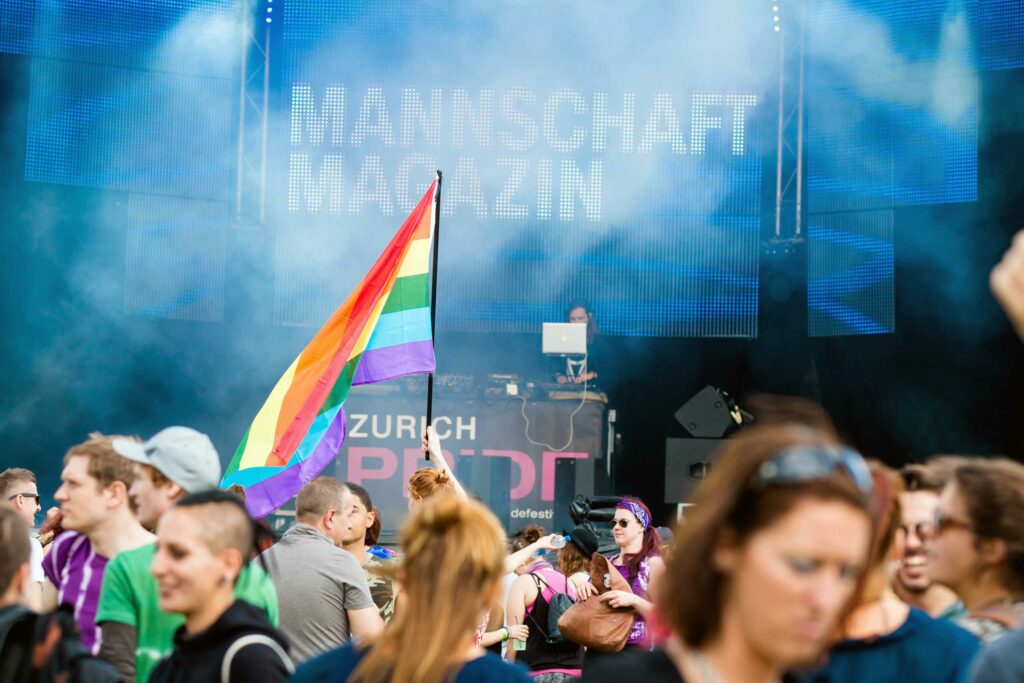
[113,426,222,494]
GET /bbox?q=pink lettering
[347,447,397,482]
[541,451,588,501]
[483,449,535,500]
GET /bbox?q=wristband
[501,626,510,642]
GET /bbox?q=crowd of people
[3,236,1024,682]
[5,424,1024,683]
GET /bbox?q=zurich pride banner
[268,388,607,539]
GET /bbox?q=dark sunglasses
[751,446,873,496]
[610,519,631,529]
[933,508,973,535]
[7,492,39,502]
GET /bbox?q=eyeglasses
[611,519,630,529]
[933,508,973,535]
[6,493,39,502]
[751,446,873,496]
[899,522,935,539]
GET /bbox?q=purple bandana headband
[619,501,650,530]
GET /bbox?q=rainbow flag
[222,179,439,518]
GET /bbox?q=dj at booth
[548,299,608,387]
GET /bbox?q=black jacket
[149,601,292,683]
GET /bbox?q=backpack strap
[531,566,571,597]
[523,574,552,640]
[221,634,294,683]
[523,570,577,643]
[532,571,554,597]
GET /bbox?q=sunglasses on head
[933,508,973,535]
[751,446,873,497]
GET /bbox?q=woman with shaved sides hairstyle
[584,424,876,683]
[149,490,293,683]
[293,496,532,683]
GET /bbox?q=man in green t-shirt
[96,427,279,682]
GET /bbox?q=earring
[217,575,228,586]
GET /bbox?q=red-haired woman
[578,496,664,662]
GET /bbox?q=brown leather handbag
[557,553,636,653]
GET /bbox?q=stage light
[266,17,271,23]
[774,25,780,32]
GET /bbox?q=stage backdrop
[5,2,1024,341]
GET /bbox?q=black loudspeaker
[664,438,724,504]
[568,495,622,524]
[674,385,736,438]
[567,495,622,554]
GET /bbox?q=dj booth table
[296,378,611,540]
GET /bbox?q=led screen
[274,1,774,337]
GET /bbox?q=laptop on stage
[542,322,587,356]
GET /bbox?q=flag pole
[425,170,442,456]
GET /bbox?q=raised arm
[503,534,562,575]
[422,426,468,499]
[992,229,1024,342]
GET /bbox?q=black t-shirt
[582,649,684,683]
[548,336,606,383]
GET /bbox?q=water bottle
[551,534,569,549]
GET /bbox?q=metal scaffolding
[235,0,271,224]
[773,0,806,241]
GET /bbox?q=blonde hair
[64,433,138,490]
[0,468,35,499]
[351,496,506,683]
[408,467,455,501]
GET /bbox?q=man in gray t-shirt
[260,477,383,662]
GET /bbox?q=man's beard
[895,556,932,595]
